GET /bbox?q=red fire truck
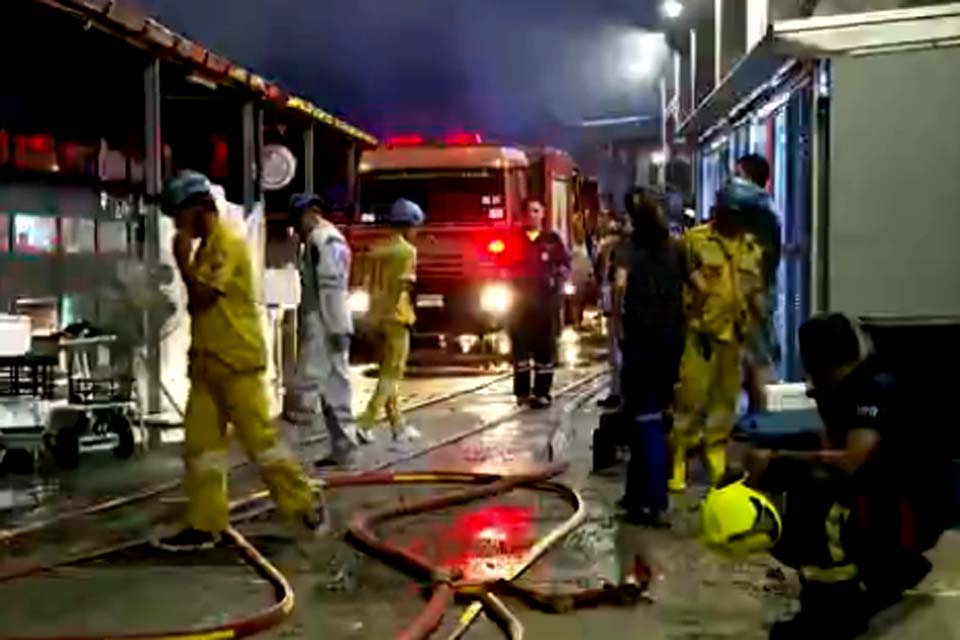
[347,135,580,357]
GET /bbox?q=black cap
[799,313,865,376]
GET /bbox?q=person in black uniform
[745,313,952,638]
[509,199,571,409]
[616,188,686,525]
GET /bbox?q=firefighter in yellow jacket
[670,183,765,492]
[356,198,425,444]
[156,171,320,552]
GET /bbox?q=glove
[328,333,350,353]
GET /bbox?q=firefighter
[670,183,765,492]
[723,314,951,638]
[356,198,424,444]
[284,194,359,467]
[157,171,321,552]
[509,199,571,409]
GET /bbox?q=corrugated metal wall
[828,46,960,316]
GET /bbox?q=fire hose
[0,465,648,640]
[0,372,649,640]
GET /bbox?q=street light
[662,0,684,19]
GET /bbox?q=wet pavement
[0,339,958,639]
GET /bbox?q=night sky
[135,0,665,145]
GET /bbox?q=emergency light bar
[386,134,426,147]
[444,132,484,145]
[384,132,485,147]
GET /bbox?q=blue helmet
[389,198,425,226]
[161,170,212,216]
[717,177,774,213]
[290,193,326,212]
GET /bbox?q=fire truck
[347,135,580,357]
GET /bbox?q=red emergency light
[444,132,484,145]
[15,134,55,154]
[386,134,425,147]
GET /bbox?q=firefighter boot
[705,443,728,486]
[770,580,868,640]
[668,436,687,494]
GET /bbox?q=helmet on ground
[161,170,212,216]
[700,479,782,557]
[716,177,773,214]
[389,198,425,226]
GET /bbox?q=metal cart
[43,334,140,469]
[0,353,58,474]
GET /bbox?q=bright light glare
[562,282,576,296]
[347,289,370,314]
[457,334,480,354]
[480,284,513,315]
[621,32,666,81]
[662,0,684,19]
[650,150,667,166]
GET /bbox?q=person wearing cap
[509,199,571,409]
[156,170,321,552]
[670,183,765,493]
[738,312,952,638]
[284,194,359,467]
[356,198,424,444]
[732,154,783,412]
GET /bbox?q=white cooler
[0,315,32,358]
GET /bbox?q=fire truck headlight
[563,282,576,296]
[480,284,513,316]
[347,289,370,315]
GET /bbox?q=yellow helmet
[700,479,782,557]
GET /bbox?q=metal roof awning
[679,2,960,137]
[31,0,377,146]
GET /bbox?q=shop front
[1,0,376,423]
[683,4,960,381]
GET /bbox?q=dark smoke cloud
[135,0,663,143]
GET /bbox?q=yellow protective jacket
[188,221,268,372]
[682,223,764,344]
[364,234,417,328]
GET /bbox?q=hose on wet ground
[0,466,643,640]
[0,371,646,640]
[337,463,649,639]
[0,525,294,640]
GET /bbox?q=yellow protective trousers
[358,321,410,430]
[670,332,742,489]
[183,355,317,533]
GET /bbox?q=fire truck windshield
[358,169,506,224]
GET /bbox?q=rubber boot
[705,443,727,486]
[770,580,868,640]
[668,439,687,493]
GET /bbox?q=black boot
[770,580,869,640]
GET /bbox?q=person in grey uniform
[284,194,359,466]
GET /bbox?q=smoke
[132,0,662,144]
